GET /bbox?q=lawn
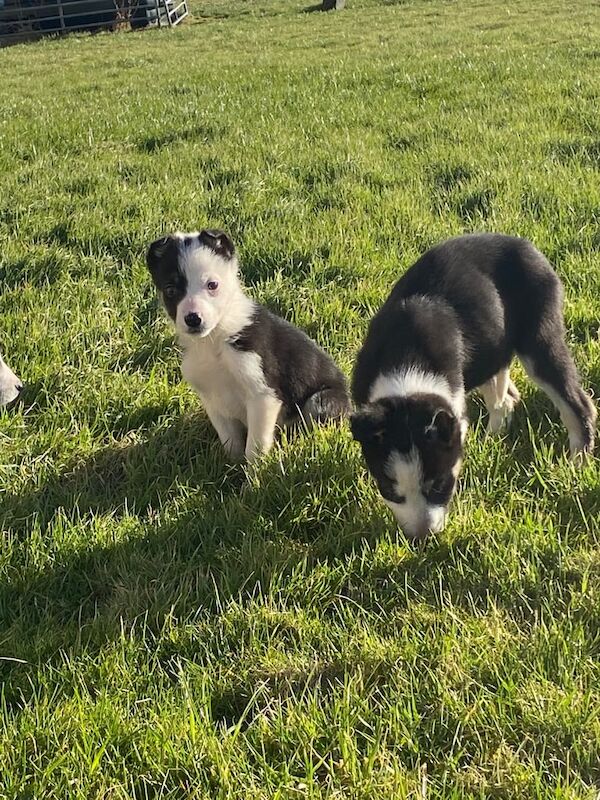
[1,0,600,796]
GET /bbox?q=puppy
[0,351,22,407]
[351,233,596,539]
[146,229,350,461]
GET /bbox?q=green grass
[1,0,600,796]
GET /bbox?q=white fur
[0,352,22,407]
[245,394,284,462]
[174,234,283,461]
[384,449,446,538]
[478,368,520,434]
[369,366,467,438]
[520,357,586,456]
[181,318,284,462]
[174,236,249,339]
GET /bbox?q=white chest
[181,339,270,423]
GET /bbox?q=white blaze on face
[384,449,446,539]
[175,239,238,338]
[0,352,22,406]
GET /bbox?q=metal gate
[0,0,188,45]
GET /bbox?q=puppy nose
[184,312,202,330]
[404,518,441,540]
[408,524,431,540]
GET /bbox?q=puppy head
[0,351,22,407]
[146,229,238,338]
[351,394,463,539]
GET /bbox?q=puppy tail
[299,386,351,428]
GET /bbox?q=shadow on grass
[1,392,597,714]
[0,428,383,696]
[137,123,224,154]
[547,139,600,168]
[452,188,496,223]
[568,316,600,346]
[4,469,597,707]
[240,246,361,288]
[1,413,240,530]
[587,363,600,398]
[0,250,68,290]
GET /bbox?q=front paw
[244,445,261,464]
[244,440,273,464]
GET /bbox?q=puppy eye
[207,280,219,292]
[380,478,406,505]
[422,477,453,504]
[164,286,178,299]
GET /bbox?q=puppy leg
[514,267,596,458]
[245,394,283,463]
[507,379,521,405]
[520,345,596,458]
[510,267,594,457]
[205,406,246,460]
[479,367,518,433]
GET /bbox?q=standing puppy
[146,229,350,462]
[351,233,596,539]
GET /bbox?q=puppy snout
[401,512,446,540]
[411,514,446,540]
[405,523,432,540]
[184,312,203,331]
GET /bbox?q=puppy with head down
[351,233,596,539]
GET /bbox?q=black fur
[198,229,235,259]
[351,232,596,537]
[231,306,350,423]
[353,232,596,452]
[353,296,463,406]
[146,235,188,322]
[351,394,460,506]
[146,228,350,430]
[146,230,236,321]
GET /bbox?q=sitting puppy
[351,233,597,539]
[0,351,22,407]
[146,229,350,461]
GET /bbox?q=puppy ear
[424,408,457,445]
[350,406,386,444]
[146,235,171,272]
[198,229,235,260]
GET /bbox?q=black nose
[184,312,202,330]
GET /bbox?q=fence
[0,0,187,44]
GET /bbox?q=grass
[1,0,600,796]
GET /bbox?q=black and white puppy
[0,350,22,407]
[146,229,350,461]
[351,233,597,539]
